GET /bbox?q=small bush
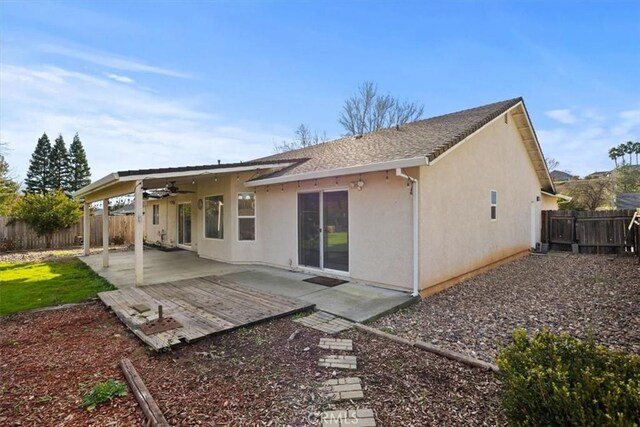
[81,379,127,411]
[111,235,125,245]
[497,329,640,426]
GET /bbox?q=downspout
[396,168,419,297]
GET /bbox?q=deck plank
[99,276,314,350]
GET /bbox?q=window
[152,204,160,225]
[237,192,255,241]
[204,195,224,239]
[490,190,497,220]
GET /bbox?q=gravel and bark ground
[372,254,640,363]
[0,302,504,426]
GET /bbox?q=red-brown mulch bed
[0,303,504,426]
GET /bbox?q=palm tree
[608,147,619,167]
[634,141,640,165]
[625,141,635,165]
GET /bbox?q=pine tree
[68,133,91,192]
[24,133,52,194]
[49,134,70,191]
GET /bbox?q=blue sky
[1,0,639,181]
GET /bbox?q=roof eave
[245,156,429,187]
[73,173,119,200]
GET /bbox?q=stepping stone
[293,311,354,334]
[318,355,357,370]
[320,408,376,426]
[319,338,353,351]
[321,377,363,401]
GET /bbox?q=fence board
[0,215,134,251]
[542,209,637,254]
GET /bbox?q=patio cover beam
[83,202,90,256]
[134,180,144,285]
[103,198,109,268]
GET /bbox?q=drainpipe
[396,168,419,297]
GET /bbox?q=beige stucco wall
[144,188,198,249]
[186,170,414,290]
[418,111,546,291]
[541,193,559,211]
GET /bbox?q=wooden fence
[0,215,134,251]
[541,209,637,254]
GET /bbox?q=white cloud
[545,109,577,125]
[105,73,134,84]
[537,107,640,177]
[0,64,287,183]
[38,43,191,79]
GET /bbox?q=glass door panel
[323,191,349,271]
[177,203,192,246]
[298,193,321,268]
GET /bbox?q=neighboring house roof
[584,170,610,179]
[250,97,554,192]
[112,202,135,215]
[550,170,577,182]
[616,193,640,209]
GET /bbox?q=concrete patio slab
[82,249,416,323]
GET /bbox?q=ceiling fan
[166,181,196,194]
[142,189,169,199]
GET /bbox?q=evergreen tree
[49,134,70,191]
[24,133,52,194]
[68,133,91,192]
[0,144,20,215]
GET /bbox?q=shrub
[111,235,125,245]
[497,329,640,426]
[81,379,127,411]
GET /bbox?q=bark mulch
[0,302,505,426]
[372,254,640,363]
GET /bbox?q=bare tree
[338,81,424,136]
[274,124,327,153]
[545,157,560,171]
[564,178,612,210]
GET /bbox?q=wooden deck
[98,275,315,350]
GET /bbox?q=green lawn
[0,258,114,316]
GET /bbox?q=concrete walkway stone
[294,311,354,334]
[320,408,376,426]
[319,338,353,351]
[318,355,357,370]
[321,377,363,401]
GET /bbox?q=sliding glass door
[298,190,349,272]
[177,203,192,247]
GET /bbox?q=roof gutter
[395,168,420,297]
[117,162,298,182]
[245,156,429,187]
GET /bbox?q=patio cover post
[102,198,109,267]
[134,180,144,285]
[83,202,90,256]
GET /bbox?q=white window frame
[152,204,160,225]
[490,190,497,221]
[203,194,224,240]
[237,192,256,242]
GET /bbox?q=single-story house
[584,170,611,180]
[74,97,557,297]
[549,170,578,183]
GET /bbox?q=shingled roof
[249,97,552,192]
